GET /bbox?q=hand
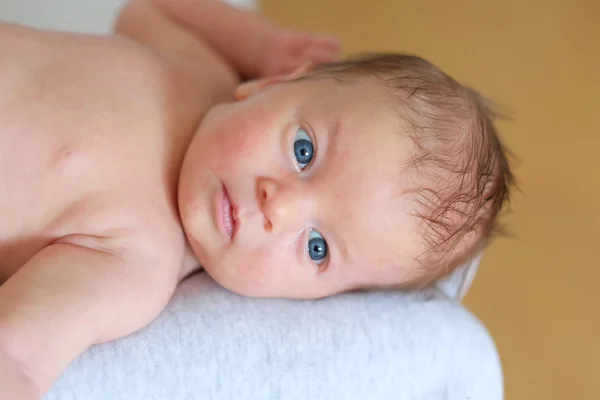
[257,30,341,78]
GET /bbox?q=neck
[178,240,202,281]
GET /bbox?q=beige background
[263,0,599,398]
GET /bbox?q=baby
[0,0,512,398]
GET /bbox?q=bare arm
[150,0,278,79]
[115,0,239,103]
[119,0,340,81]
[0,241,178,398]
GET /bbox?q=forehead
[295,80,425,288]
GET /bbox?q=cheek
[229,243,280,279]
[213,239,300,295]
[216,127,263,169]
[202,106,283,173]
[212,247,278,296]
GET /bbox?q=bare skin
[0,1,339,397]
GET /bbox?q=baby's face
[179,78,423,298]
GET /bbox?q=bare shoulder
[0,21,199,282]
[0,16,231,121]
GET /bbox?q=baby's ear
[234,63,313,100]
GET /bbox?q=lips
[220,184,237,239]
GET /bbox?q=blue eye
[308,229,328,264]
[293,128,314,170]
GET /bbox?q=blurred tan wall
[263,0,600,398]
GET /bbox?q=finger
[314,35,342,53]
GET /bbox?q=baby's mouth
[221,184,237,239]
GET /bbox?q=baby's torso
[0,24,209,281]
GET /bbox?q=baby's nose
[257,177,314,235]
